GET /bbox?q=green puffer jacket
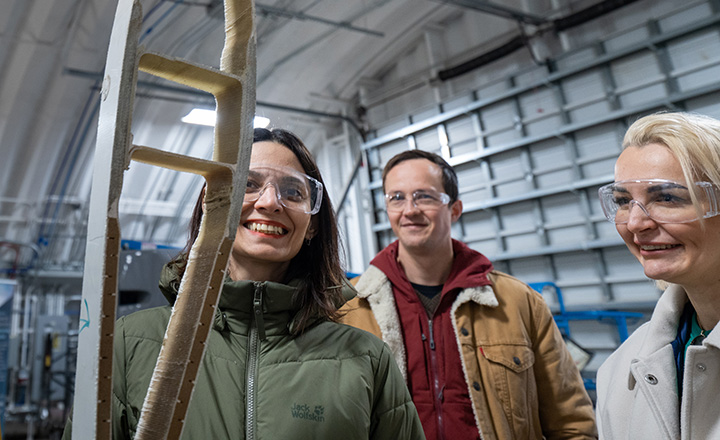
[64,265,424,439]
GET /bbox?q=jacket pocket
[480,344,538,436]
[482,344,534,373]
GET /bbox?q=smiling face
[384,158,462,255]
[231,141,315,282]
[615,143,720,288]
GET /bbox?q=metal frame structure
[72,0,255,438]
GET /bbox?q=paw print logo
[314,406,324,417]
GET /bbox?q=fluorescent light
[182,108,270,128]
[253,116,270,128]
[181,108,216,126]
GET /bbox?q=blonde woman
[596,112,720,439]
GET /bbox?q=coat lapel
[355,266,407,380]
[624,284,687,439]
[356,267,500,382]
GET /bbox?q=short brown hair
[382,150,459,203]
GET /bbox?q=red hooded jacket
[370,239,493,440]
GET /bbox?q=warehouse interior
[2,0,719,437]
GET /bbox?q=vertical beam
[72,1,142,438]
[72,1,255,439]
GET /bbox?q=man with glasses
[341,150,596,440]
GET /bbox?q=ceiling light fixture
[253,116,270,128]
[182,108,270,129]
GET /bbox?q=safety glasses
[245,164,323,215]
[384,189,451,212]
[598,179,720,224]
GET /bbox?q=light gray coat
[596,284,720,440]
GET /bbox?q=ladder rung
[139,52,242,95]
[130,145,234,177]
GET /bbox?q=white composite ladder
[71,0,256,438]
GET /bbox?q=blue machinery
[529,282,644,342]
[529,282,645,390]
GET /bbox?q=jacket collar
[158,261,302,338]
[355,263,498,380]
[219,279,300,339]
[354,266,407,379]
[370,239,493,294]
[639,284,690,356]
[623,284,687,392]
[625,284,720,391]
[631,283,720,354]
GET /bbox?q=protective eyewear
[384,189,451,212]
[598,179,720,224]
[245,165,323,215]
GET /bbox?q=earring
[305,237,312,246]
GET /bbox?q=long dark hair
[176,127,346,335]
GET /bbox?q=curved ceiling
[0,0,574,273]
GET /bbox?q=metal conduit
[436,0,644,82]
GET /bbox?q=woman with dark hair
[94,128,423,439]
[176,128,349,334]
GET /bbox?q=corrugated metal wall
[327,0,720,376]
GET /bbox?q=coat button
[644,374,658,385]
[513,356,521,365]
[461,327,469,336]
[473,381,481,391]
[697,363,707,372]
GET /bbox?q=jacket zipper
[428,318,445,439]
[245,283,263,440]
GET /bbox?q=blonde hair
[624,112,720,291]
[623,111,720,222]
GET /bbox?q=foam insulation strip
[72,1,256,439]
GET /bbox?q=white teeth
[246,222,286,235]
[640,244,678,251]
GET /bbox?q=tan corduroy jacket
[340,266,597,440]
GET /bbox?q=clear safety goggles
[245,164,323,215]
[598,179,720,224]
[384,189,451,212]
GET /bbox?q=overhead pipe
[255,3,384,37]
[553,0,642,32]
[200,0,385,37]
[140,1,184,43]
[258,101,366,140]
[65,67,366,139]
[437,0,643,82]
[433,0,546,25]
[437,35,525,81]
